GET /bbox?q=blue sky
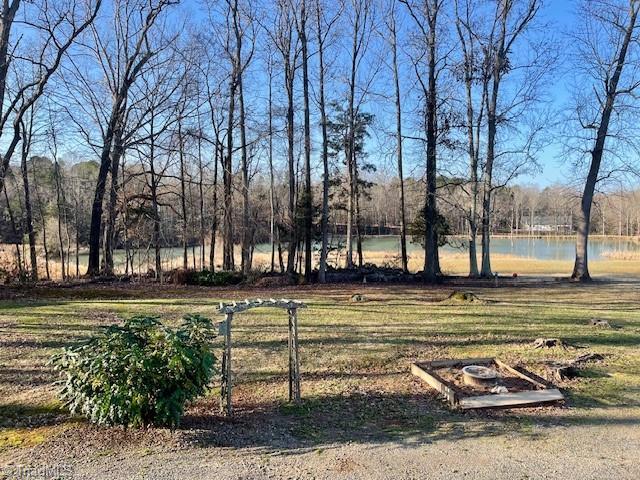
[181,0,582,188]
[520,0,576,186]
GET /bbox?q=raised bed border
[411,357,564,409]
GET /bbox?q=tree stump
[589,318,614,329]
[551,365,578,381]
[445,291,485,304]
[547,353,605,382]
[533,338,566,349]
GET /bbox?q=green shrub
[51,314,216,428]
[186,269,244,286]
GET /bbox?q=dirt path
[3,411,638,480]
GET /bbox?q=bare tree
[294,0,313,281]
[315,0,341,282]
[401,0,444,280]
[568,0,640,281]
[454,0,489,278]
[19,108,37,280]
[267,0,301,274]
[0,0,102,196]
[266,48,277,272]
[480,0,540,277]
[345,0,375,269]
[78,0,176,276]
[385,3,408,273]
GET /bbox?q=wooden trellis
[217,298,306,416]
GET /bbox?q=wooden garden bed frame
[218,298,306,416]
[411,357,564,409]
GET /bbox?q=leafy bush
[408,207,451,248]
[51,314,216,428]
[185,269,244,286]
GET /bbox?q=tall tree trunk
[299,0,313,281]
[197,135,206,270]
[210,140,220,271]
[87,105,121,276]
[178,120,188,271]
[354,167,363,268]
[0,2,20,129]
[285,58,297,274]
[390,10,408,273]
[31,164,50,279]
[480,2,507,279]
[103,131,124,276]
[120,155,129,276]
[148,115,162,280]
[20,133,37,280]
[75,192,79,278]
[238,68,251,274]
[223,74,236,271]
[268,60,276,273]
[345,145,354,268]
[2,182,23,278]
[54,160,66,281]
[572,4,638,281]
[316,0,330,283]
[454,2,483,278]
[423,5,441,281]
[345,5,360,270]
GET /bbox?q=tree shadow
[177,389,590,453]
[0,402,68,428]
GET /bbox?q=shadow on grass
[178,389,623,452]
[0,402,67,428]
[4,387,639,457]
[0,367,54,387]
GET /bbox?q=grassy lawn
[1,280,639,458]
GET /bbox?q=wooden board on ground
[459,389,564,409]
[411,358,564,410]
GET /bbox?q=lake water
[75,235,639,273]
[341,236,640,261]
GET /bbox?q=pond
[73,235,639,273]
[347,235,640,261]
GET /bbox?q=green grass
[1,281,639,452]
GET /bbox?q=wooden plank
[426,357,495,369]
[411,363,458,404]
[459,389,564,409]
[494,359,549,389]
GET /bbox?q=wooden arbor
[217,298,306,416]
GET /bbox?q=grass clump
[51,314,217,428]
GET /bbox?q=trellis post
[220,311,233,416]
[288,307,301,404]
[218,298,305,416]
